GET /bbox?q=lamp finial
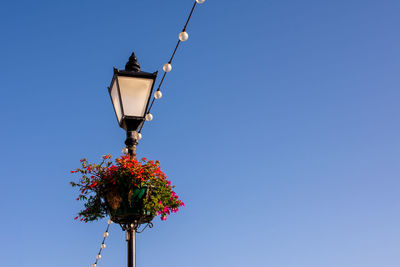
[125,52,141,72]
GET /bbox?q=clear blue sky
[0,0,399,266]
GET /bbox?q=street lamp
[108,52,158,156]
[108,52,158,267]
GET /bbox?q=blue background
[0,0,399,266]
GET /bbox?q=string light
[163,63,172,72]
[132,131,139,140]
[90,2,204,266]
[179,31,189,42]
[154,91,163,99]
[139,0,204,134]
[145,113,153,121]
[92,222,111,267]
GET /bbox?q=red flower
[71,154,184,222]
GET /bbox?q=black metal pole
[127,227,136,267]
[125,130,138,267]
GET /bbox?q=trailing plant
[71,155,184,223]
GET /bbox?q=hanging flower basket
[106,186,154,224]
[71,155,184,224]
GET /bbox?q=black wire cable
[92,223,111,266]
[183,1,197,31]
[138,1,199,133]
[169,40,182,65]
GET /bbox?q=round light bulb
[179,31,189,42]
[145,113,153,121]
[101,243,106,249]
[196,0,205,3]
[122,147,128,155]
[138,133,142,140]
[108,219,113,224]
[154,91,162,99]
[132,131,139,140]
[92,264,97,267]
[163,63,172,72]
[104,232,109,238]
[96,254,101,260]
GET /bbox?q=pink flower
[161,216,167,221]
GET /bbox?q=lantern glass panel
[110,80,122,123]
[118,76,154,117]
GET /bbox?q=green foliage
[71,155,184,222]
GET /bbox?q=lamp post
[108,52,158,267]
